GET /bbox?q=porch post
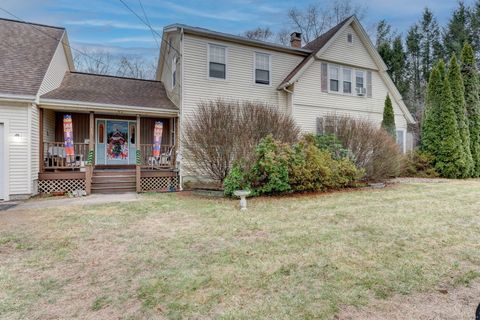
[85,111,94,195]
[136,114,141,192]
[39,107,44,173]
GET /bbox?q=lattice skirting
[38,179,86,194]
[141,176,179,192]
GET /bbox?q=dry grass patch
[1,180,480,319]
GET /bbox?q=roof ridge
[0,17,65,30]
[69,71,161,83]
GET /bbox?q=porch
[38,108,180,194]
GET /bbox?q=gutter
[0,93,36,103]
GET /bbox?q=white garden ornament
[233,190,251,211]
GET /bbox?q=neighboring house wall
[181,34,304,120]
[159,32,182,107]
[38,39,70,96]
[0,101,32,199]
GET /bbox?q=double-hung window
[329,65,339,92]
[255,52,271,85]
[343,68,352,94]
[209,44,226,79]
[355,70,365,89]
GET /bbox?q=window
[343,68,352,94]
[396,130,405,153]
[172,56,177,87]
[347,33,353,44]
[355,70,364,89]
[329,65,339,92]
[255,52,271,85]
[208,44,226,79]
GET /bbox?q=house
[0,15,414,200]
[157,16,415,181]
[0,18,179,200]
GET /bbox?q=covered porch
[37,72,180,194]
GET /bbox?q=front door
[0,123,4,200]
[96,119,136,165]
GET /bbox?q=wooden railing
[43,142,89,170]
[138,144,176,169]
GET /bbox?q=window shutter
[316,117,324,135]
[366,71,372,98]
[321,62,328,93]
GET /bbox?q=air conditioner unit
[356,87,366,96]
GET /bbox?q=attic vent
[347,33,353,44]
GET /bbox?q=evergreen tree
[420,9,444,82]
[381,95,396,139]
[421,65,442,155]
[376,20,393,47]
[405,24,423,116]
[444,2,472,59]
[448,55,473,177]
[434,75,465,178]
[461,43,480,176]
[391,36,408,96]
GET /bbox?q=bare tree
[73,49,114,75]
[287,0,366,44]
[242,27,274,42]
[116,56,156,79]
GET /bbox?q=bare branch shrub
[323,114,401,181]
[182,100,300,182]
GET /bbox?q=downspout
[282,86,294,116]
[179,27,185,191]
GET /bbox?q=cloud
[64,19,161,31]
[109,36,157,44]
[159,1,253,22]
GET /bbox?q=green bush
[224,135,363,196]
[401,150,438,178]
[313,134,354,161]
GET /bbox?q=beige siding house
[158,16,415,181]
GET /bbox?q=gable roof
[278,16,353,89]
[0,18,66,97]
[41,72,178,111]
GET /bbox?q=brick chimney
[290,32,302,48]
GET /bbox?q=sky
[0,0,476,62]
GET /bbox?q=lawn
[1,180,480,319]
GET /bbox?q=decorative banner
[63,115,74,157]
[107,121,129,160]
[153,121,163,158]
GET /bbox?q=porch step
[91,169,137,194]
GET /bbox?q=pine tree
[381,95,396,139]
[461,43,480,176]
[448,55,473,177]
[420,9,444,82]
[444,2,472,58]
[406,24,423,116]
[421,65,442,155]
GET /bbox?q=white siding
[320,25,378,70]
[30,105,39,193]
[0,102,31,196]
[293,60,407,132]
[182,34,304,119]
[160,32,182,107]
[38,41,69,96]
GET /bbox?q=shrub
[314,133,354,161]
[323,114,402,181]
[249,135,292,196]
[289,135,363,192]
[401,150,438,178]
[182,99,300,182]
[224,135,363,196]
[381,95,396,139]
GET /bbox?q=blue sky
[0,0,476,61]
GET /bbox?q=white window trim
[328,64,340,94]
[342,67,353,94]
[327,63,367,97]
[396,129,407,154]
[207,43,228,81]
[253,51,272,86]
[347,33,354,45]
[172,55,177,88]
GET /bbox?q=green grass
[1,180,480,319]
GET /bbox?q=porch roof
[40,72,178,112]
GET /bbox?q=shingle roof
[0,18,65,96]
[278,16,353,89]
[41,72,178,111]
